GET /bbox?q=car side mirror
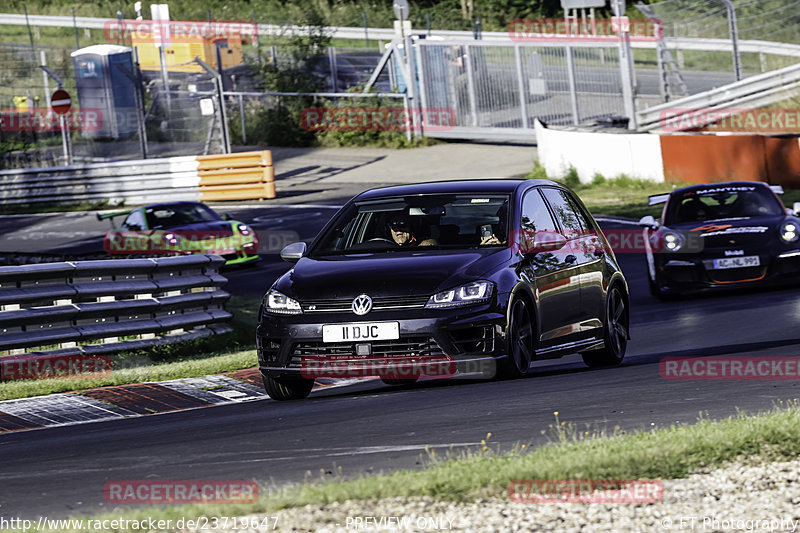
[280,242,306,263]
[221,213,232,221]
[521,231,567,254]
[638,215,659,229]
[793,202,800,216]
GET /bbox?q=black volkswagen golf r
[256,179,630,400]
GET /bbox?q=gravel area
[184,457,800,532]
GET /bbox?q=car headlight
[425,281,494,309]
[263,289,302,315]
[237,224,252,236]
[662,231,684,252]
[780,221,799,243]
[164,232,178,245]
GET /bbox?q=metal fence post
[721,0,741,81]
[613,0,637,129]
[238,94,246,145]
[415,44,429,136]
[463,44,478,127]
[513,44,529,129]
[565,45,580,125]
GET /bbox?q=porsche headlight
[663,231,684,252]
[237,223,253,236]
[264,289,302,315]
[425,281,494,309]
[780,222,799,243]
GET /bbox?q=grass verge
[29,401,800,532]
[0,295,261,401]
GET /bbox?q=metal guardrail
[0,155,200,206]
[0,255,232,363]
[5,13,800,57]
[637,62,800,131]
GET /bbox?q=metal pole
[239,93,246,144]
[513,45,529,130]
[24,6,36,65]
[565,45,580,125]
[362,12,369,49]
[59,114,73,165]
[414,44,428,137]
[463,45,478,128]
[72,7,80,49]
[613,0,637,129]
[41,51,50,109]
[721,0,741,81]
[132,48,148,159]
[426,13,431,37]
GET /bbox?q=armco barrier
[197,150,275,201]
[0,255,232,368]
[0,156,201,206]
[0,150,276,206]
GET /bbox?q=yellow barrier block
[199,167,274,186]
[197,150,273,170]
[196,150,275,200]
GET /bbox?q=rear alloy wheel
[501,298,534,378]
[582,285,628,367]
[261,373,314,401]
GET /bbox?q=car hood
[668,215,787,249]
[278,248,512,300]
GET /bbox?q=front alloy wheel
[501,298,534,378]
[582,285,628,367]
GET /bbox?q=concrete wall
[535,120,665,183]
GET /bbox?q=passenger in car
[480,205,508,245]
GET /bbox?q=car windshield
[310,193,511,256]
[144,203,221,229]
[666,186,784,224]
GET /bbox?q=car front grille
[707,266,767,284]
[289,336,444,368]
[300,295,429,313]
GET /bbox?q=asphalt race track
[2,209,800,519]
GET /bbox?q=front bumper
[256,298,509,380]
[655,250,800,293]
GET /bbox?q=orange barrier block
[660,134,800,187]
[197,150,275,201]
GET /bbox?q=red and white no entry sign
[51,89,72,115]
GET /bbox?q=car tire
[582,285,628,368]
[500,297,535,379]
[380,377,419,386]
[261,373,314,401]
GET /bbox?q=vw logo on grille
[351,294,373,315]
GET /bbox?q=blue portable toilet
[71,44,137,139]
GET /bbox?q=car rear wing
[647,193,670,206]
[96,209,132,228]
[648,185,783,206]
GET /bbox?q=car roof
[139,201,206,210]
[669,181,772,197]
[353,178,559,200]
